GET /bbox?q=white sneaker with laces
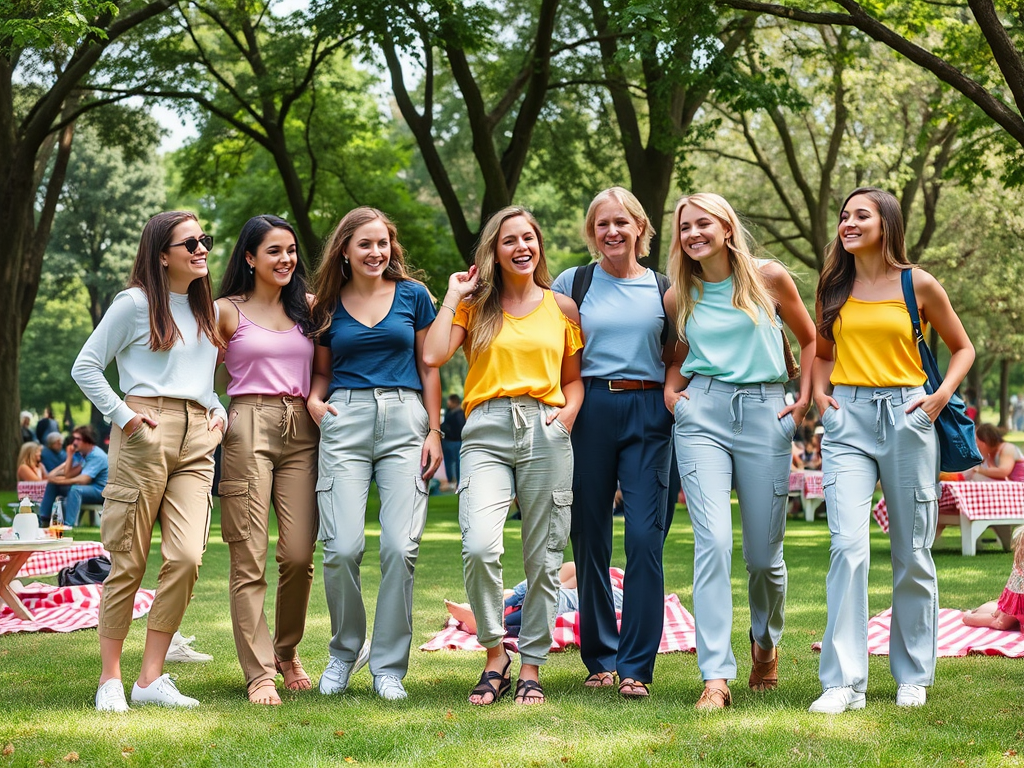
[165,632,213,663]
[808,686,866,714]
[131,674,199,708]
[319,641,370,695]
[95,679,129,712]
[373,674,408,701]
[896,684,926,707]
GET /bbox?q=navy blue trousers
[569,381,674,682]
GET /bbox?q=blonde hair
[463,207,551,361]
[583,187,654,261]
[18,442,40,468]
[667,193,778,342]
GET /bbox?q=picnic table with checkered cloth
[789,470,824,521]
[873,481,1024,555]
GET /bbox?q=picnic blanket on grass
[811,607,1024,658]
[0,582,155,635]
[421,592,696,654]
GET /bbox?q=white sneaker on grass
[95,679,129,712]
[808,686,866,714]
[165,632,213,663]
[896,684,927,707]
[131,674,199,708]
[373,675,408,701]
[319,641,370,695]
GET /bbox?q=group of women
[71,183,973,715]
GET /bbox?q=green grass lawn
[1,490,1022,767]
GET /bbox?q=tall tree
[0,0,174,487]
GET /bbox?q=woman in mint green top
[663,193,816,710]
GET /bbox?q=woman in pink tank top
[971,424,1024,482]
[215,215,318,706]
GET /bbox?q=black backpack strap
[654,271,672,346]
[570,262,598,307]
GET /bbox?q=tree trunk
[999,358,1010,429]
[967,365,983,425]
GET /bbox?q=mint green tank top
[680,277,787,385]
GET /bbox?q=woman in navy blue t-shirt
[307,207,442,701]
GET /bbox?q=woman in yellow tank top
[808,187,974,714]
[423,207,583,707]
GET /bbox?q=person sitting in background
[791,442,805,470]
[440,393,466,490]
[17,442,46,481]
[800,430,823,471]
[20,411,34,443]
[40,432,67,473]
[964,424,1024,482]
[961,526,1024,632]
[38,424,108,527]
[35,407,60,443]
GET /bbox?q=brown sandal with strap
[275,655,312,691]
[695,685,732,710]
[748,629,779,691]
[248,678,282,706]
[618,678,650,699]
[583,671,617,688]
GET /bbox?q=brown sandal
[248,678,282,706]
[583,671,616,688]
[695,685,732,710]
[275,655,312,691]
[618,678,650,699]
[748,629,778,691]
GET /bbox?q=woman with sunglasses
[307,207,442,702]
[215,216,318,705]
[73,212,225,711]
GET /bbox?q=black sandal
[468,652,512,706]
[513,677,545,705]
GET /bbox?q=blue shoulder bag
[900,268,983,472]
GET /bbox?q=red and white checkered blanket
[9,542,109,578]
[874,481,1024,533]
[811,607,1024,658]
[420,592,696,654]
[0,582,155,635]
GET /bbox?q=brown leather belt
[595,379,662,392]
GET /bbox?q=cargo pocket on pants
[410,475,429,543]
[100,484,139,552]
[770,477,789,544]
[315,476,337,543]
[654,470,670,531]
[912,485,939,550]
[218,479,252,543]
[548,490,573,551]
[822,472,839,537]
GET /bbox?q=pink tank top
[225,306,313,398]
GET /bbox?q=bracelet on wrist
[429,428,443,438]
[441,304,457,315]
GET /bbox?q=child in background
[961,526,1024,632]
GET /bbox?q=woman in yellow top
[809,187,974,714]
[424,206,583,706]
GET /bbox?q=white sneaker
[165,632,213,663]
[808,686,866,714]
[373,674,408,701]
[896,684,927,707]
[95,679,129,712]
[131,674,199,708]
[319,641,370,695]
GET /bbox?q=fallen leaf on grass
[1004,750,1018,757]
[344,758,357,763]
[334,731,345,738]
[444,709,455,720]
[437,732,445,739]
[63,753,79,762]
[2,743,13,756]
[121,747,134,755]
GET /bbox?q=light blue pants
[675,374,794,681]
[316,387,429,679]
[458,397,573,667]
[818,384,939,692]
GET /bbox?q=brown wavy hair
[464,207,551,361]
[311,207,425,338]
[817,187,910,341]
[127,211,221,351]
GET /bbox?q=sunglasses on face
[168,234,214,253]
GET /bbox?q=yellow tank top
[831,297,926,387]
[454,290,584,417]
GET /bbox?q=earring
[248,264,254,275]
[344,257,349,265]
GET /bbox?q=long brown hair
[311,207,422,338]
[666,193,778,342]
[464,207,552,361]
[127,211,221,351]
[817,187,910,341]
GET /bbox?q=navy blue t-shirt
[319,280,436,394]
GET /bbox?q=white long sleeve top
[72,287,226,429]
